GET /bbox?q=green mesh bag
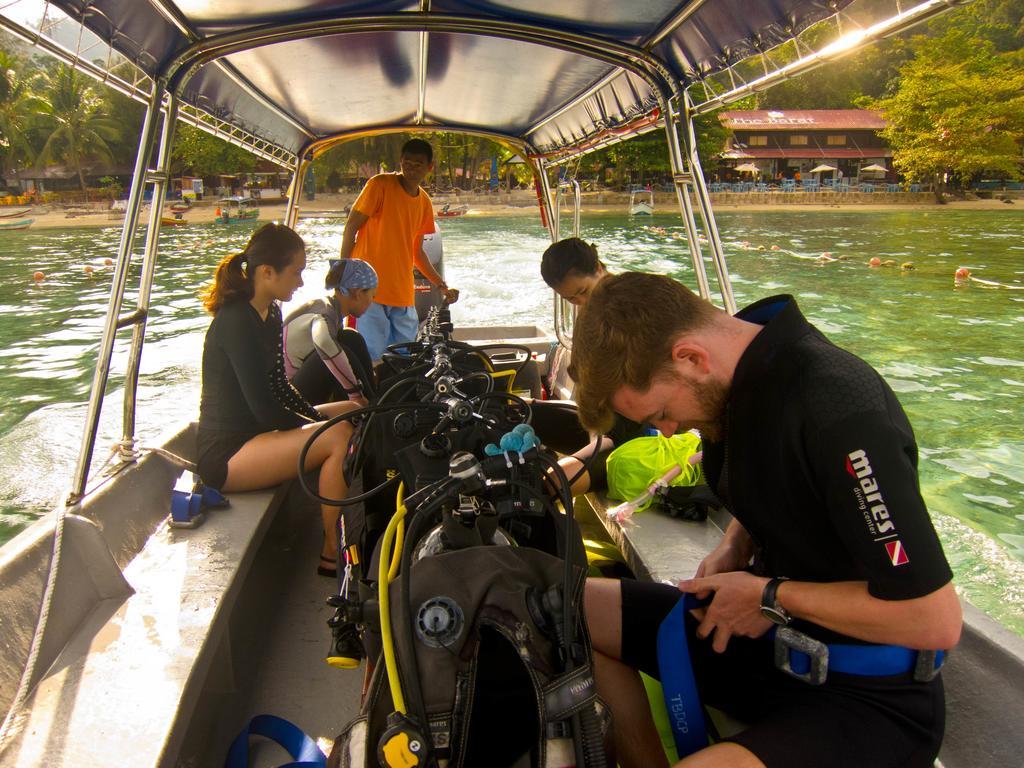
[606,433,703,511]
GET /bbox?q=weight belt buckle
[913,649,943,682]
[774,627,828,685]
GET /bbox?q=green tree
[171,123,258,177]
[35,65,119,190]
[870,28,1024,199]
[0,51,42,175]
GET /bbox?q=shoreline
[4,196,1018,230]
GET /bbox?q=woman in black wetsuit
[197,223,359,577]
[538,238,648,494]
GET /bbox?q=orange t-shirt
[351,173,436,307]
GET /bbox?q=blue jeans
[358,302,419,362]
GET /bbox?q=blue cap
[326,258,378,294]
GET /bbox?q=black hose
[347,373,429,477]
[470,390,533,424]
[296,402,446,505]
[566,434,606,490]
[458,370,493,394]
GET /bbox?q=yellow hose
[378,483,408,715]
[388,484,405,582]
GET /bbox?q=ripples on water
[0,209,1021,634]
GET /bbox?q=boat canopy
[0,0,960,503]
[3,1,954,165]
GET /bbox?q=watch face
[760,606,791,626]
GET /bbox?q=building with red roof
[717,109,892,182]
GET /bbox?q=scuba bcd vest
[329,537,609,768]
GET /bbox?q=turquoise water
[0,209,1021,635]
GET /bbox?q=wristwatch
[760,577,792,626]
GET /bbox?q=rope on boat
[0,497,68,746]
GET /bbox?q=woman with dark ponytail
[197,223,359,580]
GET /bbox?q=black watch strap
[761,577,790,613]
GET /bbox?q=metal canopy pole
[536,159,573,350]
[556,178,582,348]
[69,86,165,504]
[285,154,308,229]
[121,93,180,454]
[661,97,714,303]
[677,92,736,314]
[558,178,582,239]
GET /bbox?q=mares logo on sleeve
[846,448,900,536]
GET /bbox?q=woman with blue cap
[283,257,379,405]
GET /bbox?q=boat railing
[553,178,582,350]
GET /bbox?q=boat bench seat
[2,477,296,767]
[576,489,726,584]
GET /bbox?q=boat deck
[196,491,363,766]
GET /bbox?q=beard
[686,376,729,443]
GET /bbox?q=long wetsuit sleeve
[310,315,364,397]
[804,374,953,601]
[268,304,322,422]
[219,304,317,431]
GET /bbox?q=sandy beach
[4,192,1019,230]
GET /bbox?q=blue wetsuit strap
[225,714,327,768]
[656,594,709,758]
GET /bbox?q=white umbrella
[861,163,888,173]
[810,163,836,173]
[734,163,760,173]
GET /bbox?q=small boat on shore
[629,188,655,215]
[0,218,33,231]
[0,207,31,219]
[216,196,260,224]
[437,202,469,218]
[160,216,188,226]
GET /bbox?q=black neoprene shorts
[619,579,945,768]
[195,429,257,490]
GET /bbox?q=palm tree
[35,66,120,191]
[0,52,43,175]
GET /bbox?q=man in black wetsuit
[569,273,962,768]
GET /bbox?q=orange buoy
[104,258,113,266]
[770,245,781,251]
[954,266,971,286]
[32,271,45,282]
[821,251,831,258]
[869,257,881,268]
[84,265,94,275]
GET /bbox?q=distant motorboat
[629,188,654,215]
[0,207,31,219]
[437,203,469,218]
[216,196,260,224]
[0,218,33,231]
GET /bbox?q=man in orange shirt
[339,138,459,361]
